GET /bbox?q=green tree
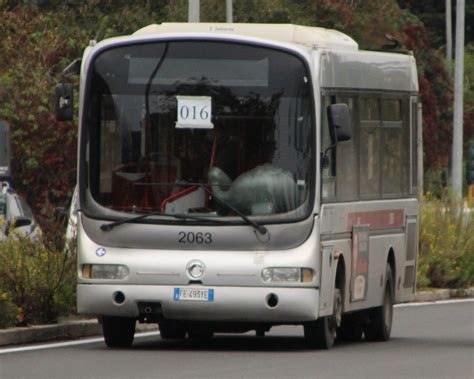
[0,1,167,221]
[0,0,463,224]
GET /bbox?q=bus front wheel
[102,316,136,348]
[304,288,342,349]
[364,264,394,341]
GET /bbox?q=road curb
[412,287,474,302]
[1,287,472,347]
[0,319,157,347]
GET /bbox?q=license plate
[173,288,214,302]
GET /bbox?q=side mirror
[327,103,352,143]
[12,216,32,228]
[55,83,74,121]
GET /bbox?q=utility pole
[452,0,465,201]
[446,0,453,60]
[188,0,200,23]
[418,103,424,198]
[226,0,233,23]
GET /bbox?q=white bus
[57,23,419,349]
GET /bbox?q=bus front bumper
[77,284,319,323]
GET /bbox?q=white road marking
[395,298,474,307]
[0,331,160,355]
[1,299,472,355]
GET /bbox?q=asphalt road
[1,300,473,379]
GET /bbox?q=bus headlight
[261,268,314,283]
[82,264,129,280]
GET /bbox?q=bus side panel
[323,233,405,314]
[318,239,351,317]
[320,199,418,313]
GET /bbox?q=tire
[159,320,186,339]
[337,313,363,342]
[304,288,342,349]
[364,265,394,342]
[102,316,136,348]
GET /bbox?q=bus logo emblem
[186,260,205,279]
[96,248,106,257]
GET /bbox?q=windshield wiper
[199,185,267,236]
[101,184,267,235]
[100,212,232,232]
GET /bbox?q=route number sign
[176,96,213,129]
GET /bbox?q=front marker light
[261,268,314,283]
[262,268,273,282]
[82,264,92,279]
[82,264,129,280]
[301,268,314,283]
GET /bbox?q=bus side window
[335,96,358,201]
[359,97,381,199]
[321,95,335,201]
[381,98,409,197]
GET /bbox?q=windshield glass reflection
[86,41,313,221]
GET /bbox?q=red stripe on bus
[348,209,404,230]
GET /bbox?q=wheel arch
[335,254,347,312]
[386,247,396,296]
[335,255,346,291]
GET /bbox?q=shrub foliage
[0,289,19,328]
[418,196,474,289]
[0,233,76,326]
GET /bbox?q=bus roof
[133,23,359,51]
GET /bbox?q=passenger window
[360,97,379,121]
[359,97,381,198]
[323,94,411,203]
[381,98,409,197]
[336,96,358,201]
[382,98,401,122]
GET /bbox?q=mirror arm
[321,130,338,169]
[62,58,81,78]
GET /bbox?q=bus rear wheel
[364,265,394,342]
[304,288,341,349]
[102,316,136,348]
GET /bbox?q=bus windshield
[85,41,313,221]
